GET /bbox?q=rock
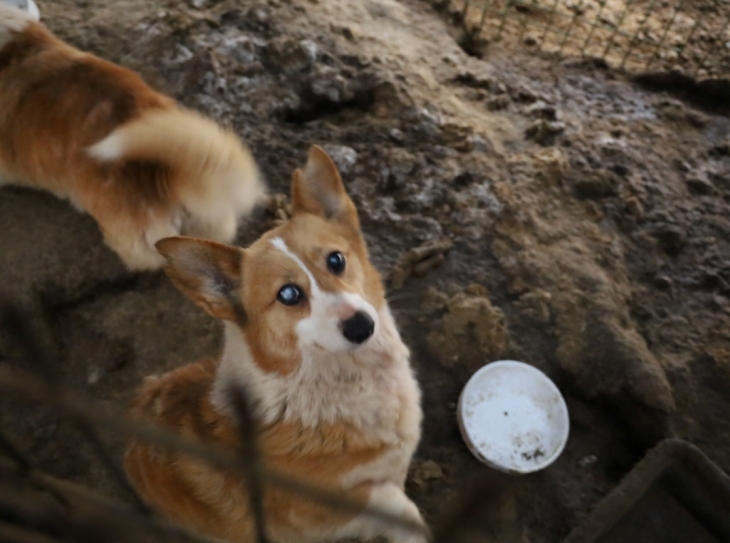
[427,286,510,366]
[573,169,619,199]
[524,100,557,120]
[389,237,453,289]
[454,71,497,91]
[646,223,687,255]
[321,145,357,174]
[412,107,442,137]
[410,460,444,486]
[486,94,510,111]
[441,123,474,150]
[378,148,418,193]
[685,172,715,194]
[309,66,354,103]
[578,455,598,467]
[388,128,404,142]
[514,290,552,324]
[266,37,317,73]
[525,120,565,144]
[533,147,570,184]
[331,24,357,40]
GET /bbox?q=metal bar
[0,521,59,543]
[74,420,154,516]
[0,366,429,537]
[0,302,154,518]
[229,388,270,543]
[0,428,72,509]
[0,457,219,543]
[0,427,32,471]
[646,0,686,71]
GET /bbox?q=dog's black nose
[341,311,375,344]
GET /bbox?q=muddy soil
[2,0,730,541]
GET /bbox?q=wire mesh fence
[452,0,730,77]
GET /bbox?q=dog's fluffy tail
[0,4,40,50]
[88,108,265,243]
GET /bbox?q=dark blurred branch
[0,302,153,516]
[229,387,270,543]
[0,366,428,536]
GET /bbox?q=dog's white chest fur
[212,307,422,486]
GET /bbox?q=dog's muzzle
[340,311,375,344]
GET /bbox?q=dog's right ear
[291,145,359,229]
[155,237,246,323]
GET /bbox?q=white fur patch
[269,236,379,353]
[213,305,419,434]
[0,4,34,50]
[270,237,322,295]
[87,132,125,161]
[334,483,427,543]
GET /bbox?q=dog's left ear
[155,237,246,323]
[291,145,359,229]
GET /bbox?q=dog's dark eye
[326,251,346,275]
[277,284,303,306]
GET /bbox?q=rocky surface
[2,0,730,541]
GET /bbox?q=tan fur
[125,147,426,543]
[0,5,264,270]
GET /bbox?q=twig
[0,521,59,543]
[0,366,428,537]
[0,302,154,517]
[0,458,219,543]
[74,420,154,516]
[0,427,32,471]
[229,387,270,543]
[0,427,71,509]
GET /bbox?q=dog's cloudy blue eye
[326,251,346,275]
[277,284,303,306]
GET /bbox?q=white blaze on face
[270,237,378,352]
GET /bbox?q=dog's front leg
[333,482,429,543]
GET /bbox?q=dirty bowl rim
[458,360,570,474]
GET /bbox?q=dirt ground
[2,0,730,541]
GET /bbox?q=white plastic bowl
[458,360,570,474]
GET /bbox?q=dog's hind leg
[88,204,177,270]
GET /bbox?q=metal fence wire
[452,0,730,77]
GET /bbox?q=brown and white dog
[0,5,264,270]
[124,146,426,543]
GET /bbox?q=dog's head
[156,146,386,375]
